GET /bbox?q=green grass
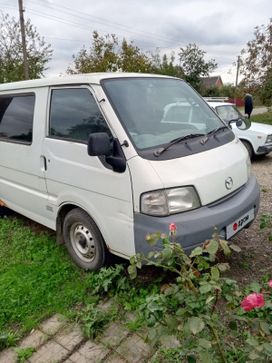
[0,217,95,342]
[251,111,272,125]
[0,216,162,350]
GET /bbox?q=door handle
[40,155,47,171]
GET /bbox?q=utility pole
[234,55,240,105]
[18,0,29,80]
[235,55,240,87]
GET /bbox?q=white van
[0,73,260,270]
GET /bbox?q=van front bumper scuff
[134,175,260,255]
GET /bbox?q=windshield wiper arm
[154,133,205,157]
[207,125,229,137]
[199,125,229,145]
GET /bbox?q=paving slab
[103,353,128,363]
[19,329,48,349]
[68,340,109,363]
[0,348,17,363]
[97,298,114,312]
[28,340,69,363]
[55,324,84,351]
[116,334,152,363]
[99,322,129,348]
[39,313,66,336]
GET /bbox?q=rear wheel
[0,207,12,218]
[241,140,254,159]
[63,208,107,270]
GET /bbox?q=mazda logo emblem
[225,177,233,190]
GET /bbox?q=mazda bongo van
[0,73,260,270]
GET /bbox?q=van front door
[42,86,134,258]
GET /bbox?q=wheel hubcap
[70,223,96,262]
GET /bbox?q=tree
[152,52,184,78]
[241,19,272,88]
[67,31,153,74]
[0,12,53,83]
[259,69,272,106]
[240,19,272,105]
[178,43,217,91]
[68,31,119,73]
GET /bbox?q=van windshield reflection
[102,77,225,150]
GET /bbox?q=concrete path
[252,106,269,115]
[0,311,156,363]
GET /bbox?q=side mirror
[87,132,127,173]
[228,117,251,131]
[88,132,111,156]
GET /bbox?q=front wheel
[63,208,107,270]
[241,140,254,159]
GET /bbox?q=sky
[1,0,272,85]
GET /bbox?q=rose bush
[128,223,272,363]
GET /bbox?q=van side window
[0,95,34,143]
[49,88,110,142]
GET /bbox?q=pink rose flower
[268,280,272,288]
[169,223,177,233]
[240,293,265,311]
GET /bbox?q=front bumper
[134,175,260,255]
[256,143,272,155]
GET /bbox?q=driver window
[49,88,111,143]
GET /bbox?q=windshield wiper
[207,125,229,137]
[154,133,205,157]
[199,125,229,145]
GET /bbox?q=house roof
[201,76,223,89]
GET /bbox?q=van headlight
[140,187,200,216]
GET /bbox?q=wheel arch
[56,202,103,246]
[240,138,254,158]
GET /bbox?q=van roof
[0,72,173,92]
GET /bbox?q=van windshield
[102,77,224,150]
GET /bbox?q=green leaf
[198,338,212,349]
[188,317,205,335]
[249,351,261,360]
[199,351,214,363]
[263,342,272,353]
[200,283,212,294]
[127,265,137,279]
[211,267,220,281]
[219,239,231,255]
[217,263,230,272]
[229,244,241,253]
[190,247,203,257]
[205,296,215,304]
[246,335,259,347]
[260,321,271,335]
[249,281,261,292]
[205,240,219,255]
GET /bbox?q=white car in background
[207,101,272,159]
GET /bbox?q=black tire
[63,208,107,270]
[0,207,12,218]
[241,140,254,159]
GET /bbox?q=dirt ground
[229,153,272,284]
